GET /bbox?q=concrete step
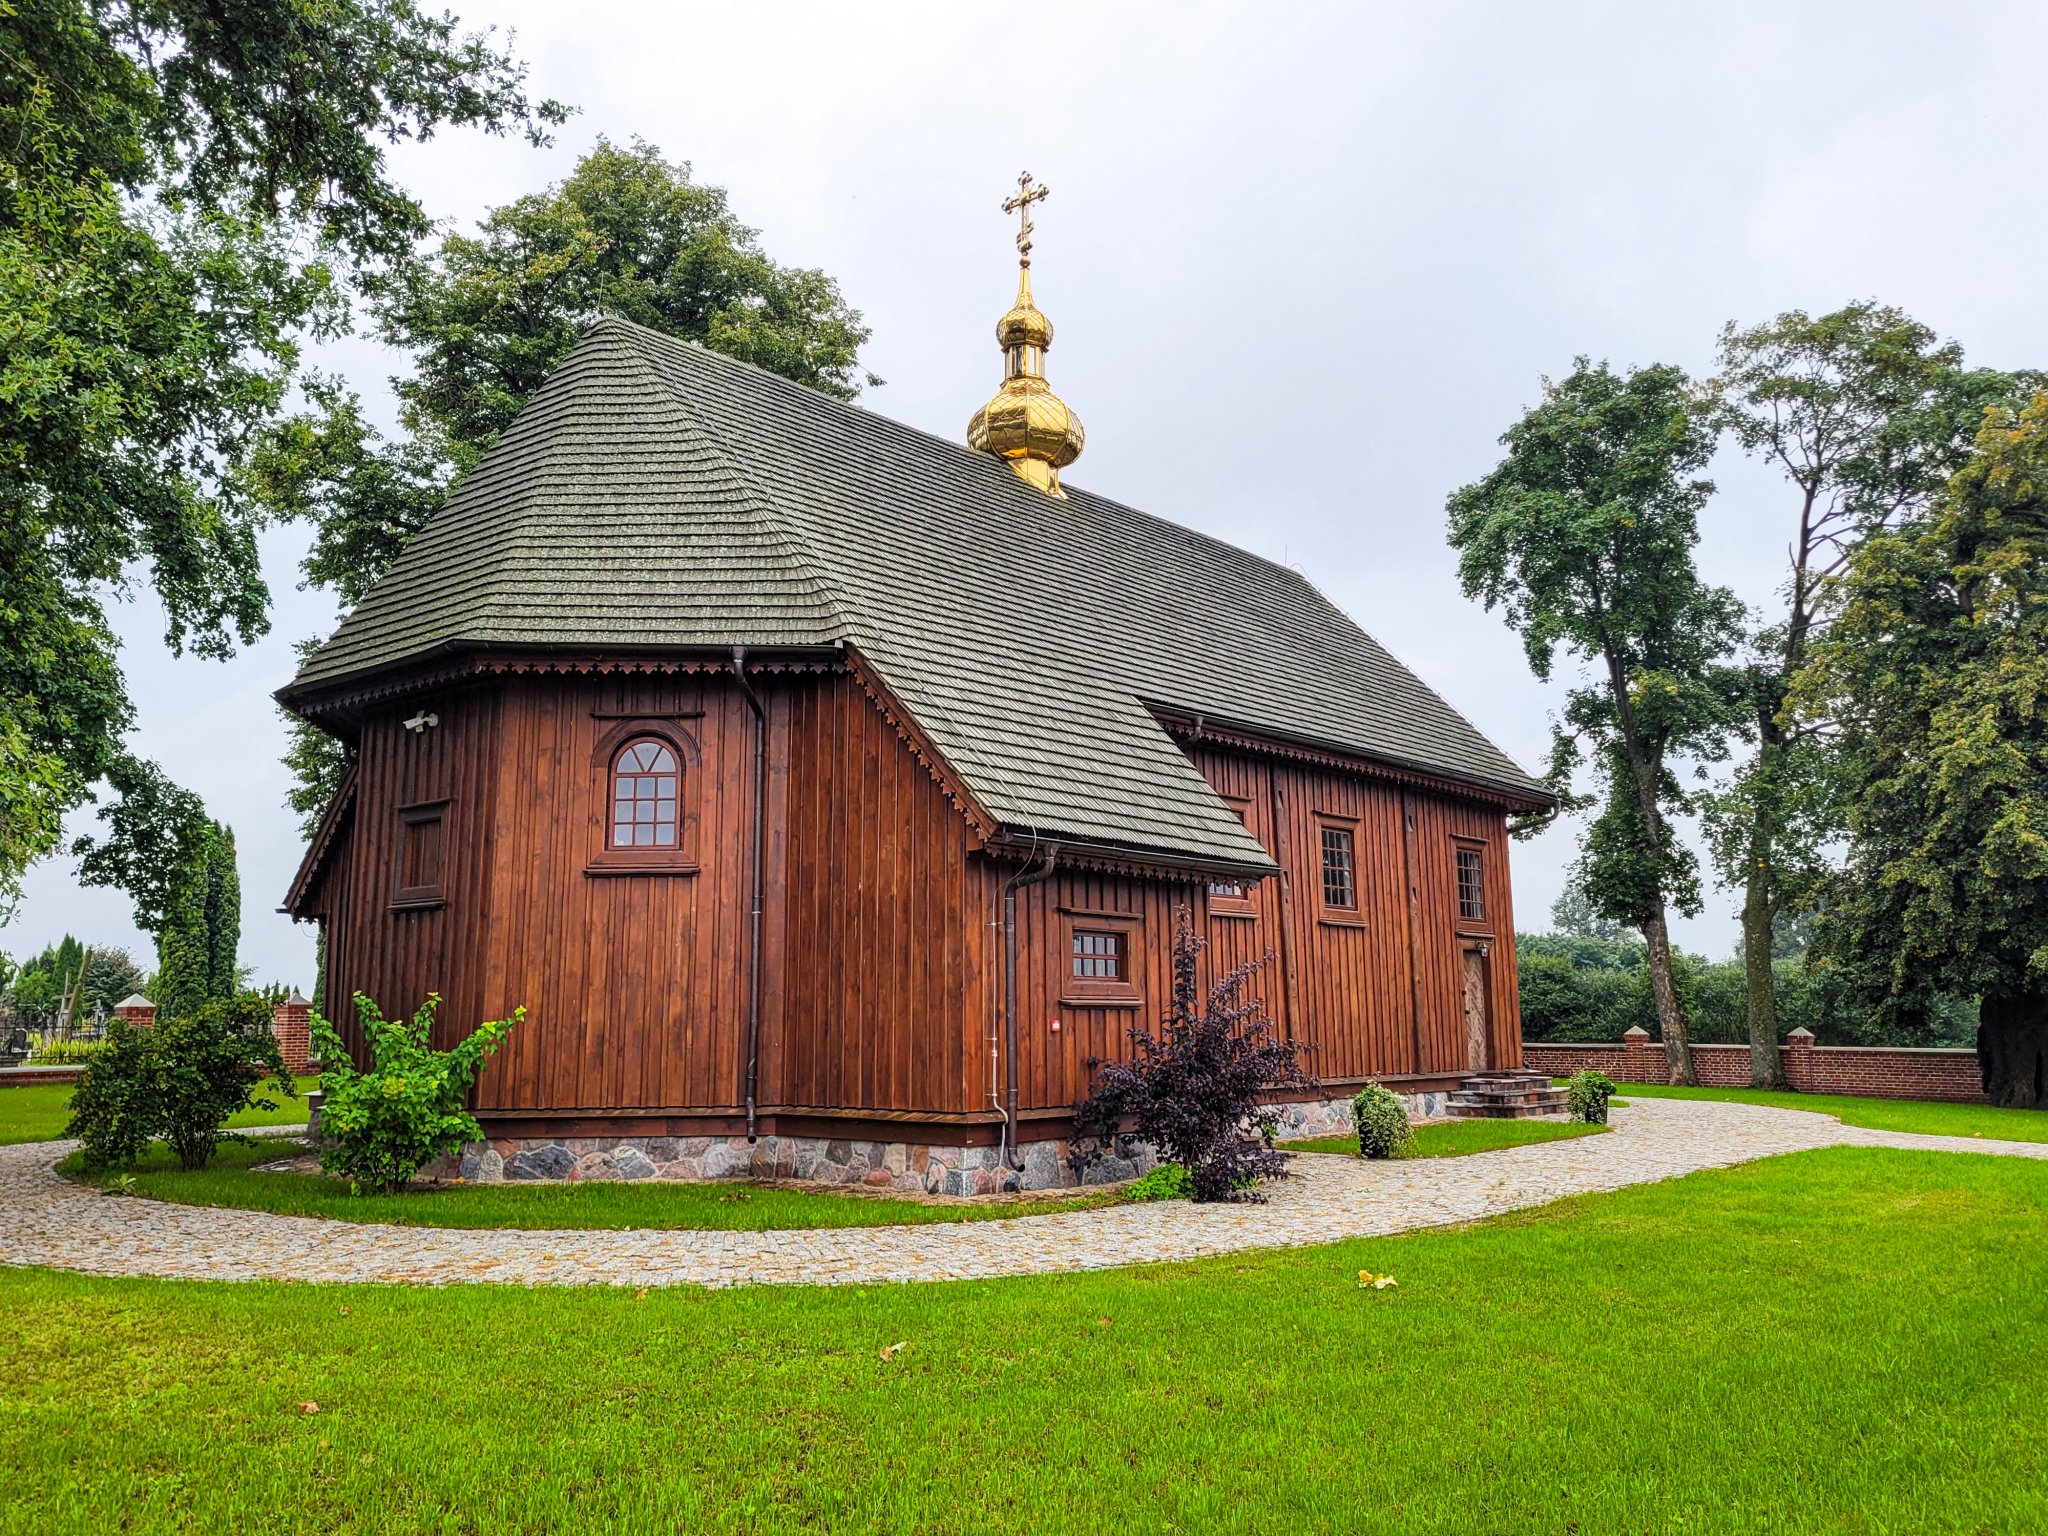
[1447,1102,1572,1119]
[1447,1072,1572,1119]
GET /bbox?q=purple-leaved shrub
[1071,908,1315,1202]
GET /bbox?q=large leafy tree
[251,137,875,813]
[1706,304,2037,1085]
[1793,395,2048,1106]
[1,0,564,911]
[1449,361,1745,1084]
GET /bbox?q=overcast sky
[10,0,2046,987]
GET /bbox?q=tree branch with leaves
[1705,303,2039,1085]
[1790,393,2048,1106]
[1,0,564,911]
[1449,360,1746,1084]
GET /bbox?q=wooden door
[1461,947,1489,1071]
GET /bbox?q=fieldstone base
[449,1133,1160,1195]
[1269,1088,1453,1143]
[448,1091,1448,1196]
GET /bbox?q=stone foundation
[451,1133,1149,1195]
[1268,1088,1453,1141]
[449,1089,1450,1194]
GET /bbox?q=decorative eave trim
[283,762,359,918]
[843,645,998,845]
[1151,707,1557,813]
[279,642,846,725]
[981,831,1275,886]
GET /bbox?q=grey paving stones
[2,1100,2040,1290]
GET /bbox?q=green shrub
[151,995,291,1170]
[63,1021,157,1172]
[1567,1070,1616,1125]
[64,994,292,1172]
[315,993,522,1193]
[1351,1083,1413,1159]
[1515,932,1645,973]
[1517,953,1654,1042]
[1124,1163,1193,1201]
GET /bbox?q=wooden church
[280,177,1552,1191]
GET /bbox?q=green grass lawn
[1583,1080,2048,1142]
[0,1078,317,1146]
[61,1138,1118,1230]
[1282,1117,1606,1158]
[2,1147,2041,1533]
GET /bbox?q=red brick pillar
[1622,1025,1657,1083]
[1784,1027,1816,1092]
[112,993,156,1029]
[272,993,313,1076]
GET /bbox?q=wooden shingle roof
[288,318,1547,869]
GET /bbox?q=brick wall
[271,995,313,1076]
[1522,1027,1988,1103]
[0,1066,84,1087]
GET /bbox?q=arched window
[609,738,680,848]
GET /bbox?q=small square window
[1457,846,1486,922]
[1060,911,1142,1006]
[1320,825,1356,911]
[1071,929,1125,981]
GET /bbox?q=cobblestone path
[3,1099,2042,1288]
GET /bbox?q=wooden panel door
[1461,946,1489,1072]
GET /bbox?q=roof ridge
[591,318,1358,616]
[611,322,1005,793]
[597,324,856,641]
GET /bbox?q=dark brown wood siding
[766,673,986,1117]
[317,669,985,1125]
[316,686,500,1063]
[985,864,1198,1114]
[311,666,1523,1134]
[1176,743,1523,1089]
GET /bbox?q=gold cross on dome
[1002,171,1050,265]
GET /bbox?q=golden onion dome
[968,173,1084,498]
[967,374,1086,492]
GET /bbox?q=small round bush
[1351,1083,1414,1159]
[1567,1069,1617,1124]
[1124,1163,1194,1201]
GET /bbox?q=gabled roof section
[288,317,1547,870]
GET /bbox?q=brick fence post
[271,992,313,1076]
[1784,1027,1816,1092]
[111,993,156,1029]
[1622,1025,1658,1083]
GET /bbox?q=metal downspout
[1000,843,1060,1170]
[733,647,767,1143]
